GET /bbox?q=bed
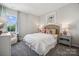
[23,24,60,55]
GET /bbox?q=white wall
[18,12,40,39]
[39,3,79,47]
[56,3,79,46]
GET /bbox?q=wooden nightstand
[58,35,72,47]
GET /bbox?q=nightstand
[58,35,72,47]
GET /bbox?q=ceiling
[2,3,69,16]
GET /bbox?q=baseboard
[72,43,79,48]
[59,43,79,48]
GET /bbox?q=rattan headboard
[44,24,60,35]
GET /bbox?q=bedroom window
[7,16,17,32]
[6,8,17,32]
[0,5,18,33]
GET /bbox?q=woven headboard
[44,24,60,35]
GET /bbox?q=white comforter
[23,33,57,55]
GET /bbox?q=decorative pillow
[46,29,51,34]
[40,27,46,33]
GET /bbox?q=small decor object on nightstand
[63,30,67,35]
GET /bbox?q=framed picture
[46,12,56,24]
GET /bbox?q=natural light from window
[7,16,17,32]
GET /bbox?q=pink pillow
[46,29,50,34]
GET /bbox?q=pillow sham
[40,27,46,33]
[45,29,51,34]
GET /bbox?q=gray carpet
[11,41,79,56]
